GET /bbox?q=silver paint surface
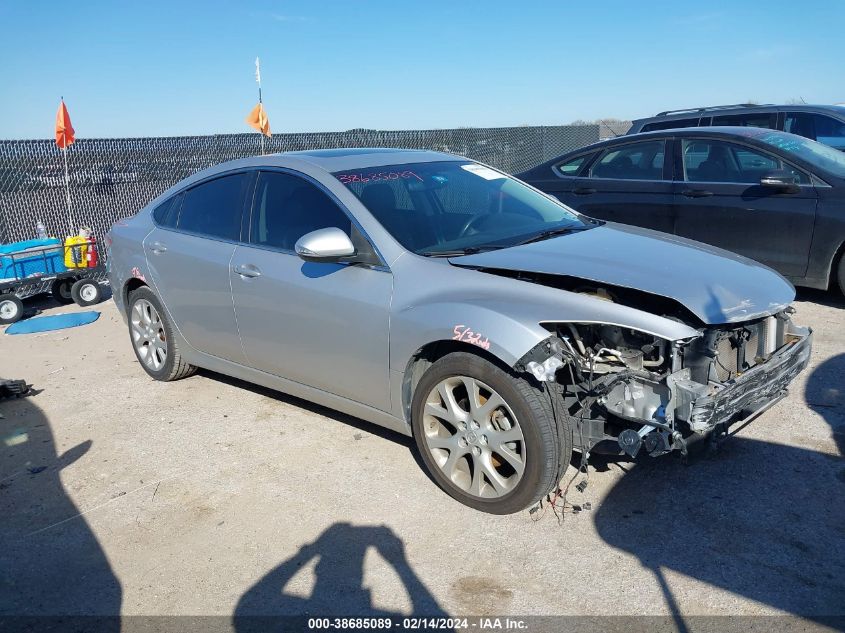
[108,149,798,431]
[449,223,795,325]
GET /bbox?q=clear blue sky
[1,0,842,139]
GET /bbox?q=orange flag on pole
[55,99,75,149]
[245,102,271,137]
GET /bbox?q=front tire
[127,286,196,381]
[411,352,571,514]
[837,252,845,296]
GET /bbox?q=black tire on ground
[0,294,24,325]
[71,278,103,306]
[50,277,75,304]
[411,351,572,515]
[127,286,197,382]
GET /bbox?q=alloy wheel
[422,376,526,498]
[130,299,167,371]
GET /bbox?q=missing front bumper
[593,324,812,456]
[684,326,812,433]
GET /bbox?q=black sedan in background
[517,127,845,294]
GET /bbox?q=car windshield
[758,131,845,178]
[333,161,590,255]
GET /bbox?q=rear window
[177,174,249,241]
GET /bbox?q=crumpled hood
[449,223,795,325]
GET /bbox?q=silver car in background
[107,149,812,514]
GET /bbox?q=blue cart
[0,237,107,325]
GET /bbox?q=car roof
[557,126,791,153]
[273,147,458,171]
[520,126,845,183]
[648,125,782,139]
[632,103,845,126]
[154,147,465,202]
[523,126,816,174]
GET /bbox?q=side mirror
[295,227,356,263]
[760,169,800,193]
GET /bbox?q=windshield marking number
[338,170,422,185]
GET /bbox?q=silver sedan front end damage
[681,322,811,432]
[518,311,812,459]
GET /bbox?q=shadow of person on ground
[234,522,448,629]
[0,388,121,621]
[594,435,845,629]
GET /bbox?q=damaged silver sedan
[107,149,812,514]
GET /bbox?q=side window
[734,148,778,171]
[591,140,666,180]
[711,112,777,129]
[641,118,699,132]
[813,115,845,150]
[553,154,590,177]
[151,194,181,228]
[682,139,809,184]
[786,112,845,150]
[784,112,813,139]
[251,172,351,251]
[178,174,248,241]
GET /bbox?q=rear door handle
[681,189,714,198]
[149,241,167,254]
[573,187,596,196]
[233,263,261,279]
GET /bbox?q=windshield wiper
[419,245,503,257]
[513,224,591,246]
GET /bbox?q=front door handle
[681,189,714,198]
[573,187,596,196]
[149,241,167,254]
[233,264,261,279]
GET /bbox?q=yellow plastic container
[64,235,89,268]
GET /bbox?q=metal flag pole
[63,145,74,233]
[60,97,75,234]
[256,57,265,156]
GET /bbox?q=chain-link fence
[0,125,599,245]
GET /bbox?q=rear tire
[127,286,196,381]
[0,294,24,325]
[411,351,571,514]
[51,278,75,304]
[71,278,103,306]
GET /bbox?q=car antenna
[599,120,619,138]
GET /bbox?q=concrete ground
[1,288,843,628]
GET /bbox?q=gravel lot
[1,288,843,628]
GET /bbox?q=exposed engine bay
[515,282,813,459]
